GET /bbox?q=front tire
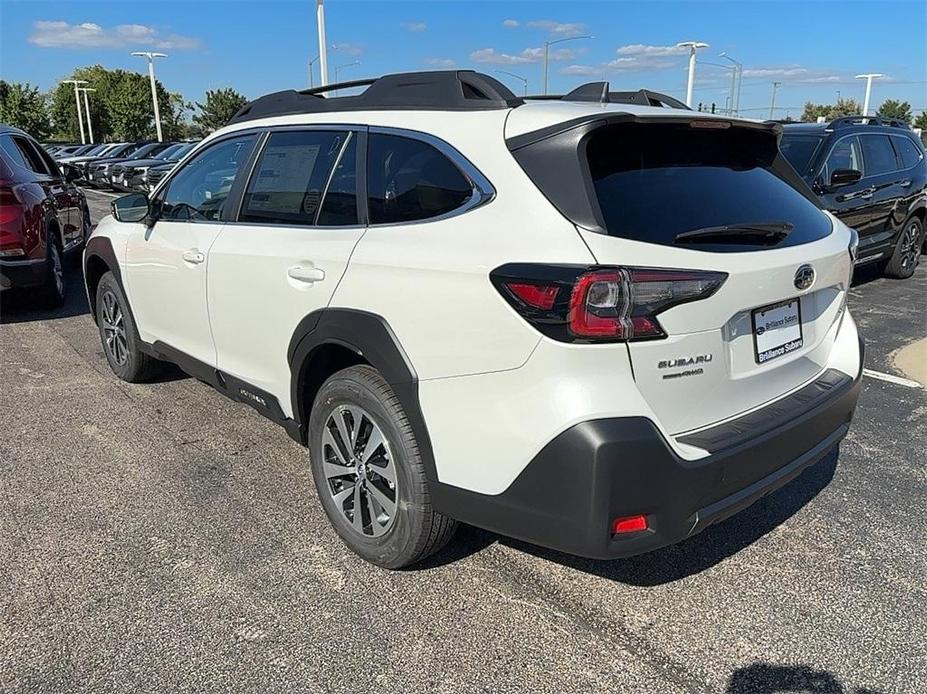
[883,216,925,279]
[95,271,161,382]
[308,365,457,568]
[39,234,65,308]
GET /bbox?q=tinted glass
[587,123,831,250]
[824,137,863,180]
[159,134,257,222]
[12,136,50,174]
[779,134,823,174]
[154,144,183,160]
[367,134,472,224]
[129,143,168,160]
[240,130,347,225]
[893,136,923,169]
[317,135,358,226]
[0,134,30,171]
[860,134,898,176]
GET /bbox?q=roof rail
[826,115,912,131]
[228,70,523,124]
[523,81,690,110]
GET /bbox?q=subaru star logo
[794,265,815,290]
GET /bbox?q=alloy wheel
[322,405,398,538]
[50,243,64,298]
[899,220,923,271]
[101,290,129,366]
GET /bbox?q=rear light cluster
[492,263,727,342]
[0,184,25,256]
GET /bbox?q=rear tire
[883,216,924,279]
[308,365,457,568]
[95,271,161,382]
[39,234,65,308]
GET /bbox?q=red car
[1,124,91,306]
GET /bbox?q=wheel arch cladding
[288,308,439,481]
[83,236,123,324]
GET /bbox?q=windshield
[82,144,109,156]
[155,144,183,160]
[779,134,824,176]
[586,122,831,251]
[128,144,164,159]
[170,142,197,159]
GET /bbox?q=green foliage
[49,65,189,142]
[877,99,912,123]
[0,80,52,139]
[193,88,249,134]
[800,98,862,123]
[915,112,927,130]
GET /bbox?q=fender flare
[288,308,439,482]
[83,235,128,325]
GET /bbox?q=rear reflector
[612,515,648,534]
[505,282,559,310]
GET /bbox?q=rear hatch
[509,113,852,436]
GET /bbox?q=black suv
[780,117,926,278]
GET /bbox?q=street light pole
[542,34,593,94]
[719,52,743,114]
[308,55,319,88]
[79,88,96,143]
[317,0,329,86]
[62,79,88,144]
[855,73,883,116]
[333,61,360,94]
[496,70,528,96]
[677,41,709,108]
[769,81,781,119]
[131,52,167,141]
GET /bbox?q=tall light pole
[856,73,883,116]
[496,69,528,96]
[769,81,781,119]
[719,52,743,114]
[61,79,88,143]
[308,55,319,88]
[78,88,96,143]
[677,41,709,108]
[543,34,593,94]
[131,51,167,141]
[317,0,329,86]
[333,61,360,95]
[700,61,737,115]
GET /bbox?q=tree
[915,112,927,130]
[0,80,52,139]
[877,99,912,123]
[193,88,249,134]
[800,98,862,123]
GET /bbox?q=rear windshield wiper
[674,222,794,245]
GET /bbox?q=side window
[860,135,898,176]
[0,134,30,171]
[317,134,358,226]
[824,137,863,180]
[367,133,473,225]
[239,130,346,225]
[159,134,257,222]
[893,136,924,170]
[11,136,50,175]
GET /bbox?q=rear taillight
[492,264,727,343]
[0,185,23,229]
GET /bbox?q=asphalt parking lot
[1,188,925,693]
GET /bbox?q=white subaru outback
[85,71,864,568]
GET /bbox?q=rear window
[586,123,831,250]
[892,135,923,169]
[779,133,823,174]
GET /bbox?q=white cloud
[331,42,363,56]
[527,20,587,37]
[401,22,427,32]
[470,46,578,65]
[29,20,199,50]
[616,44,689,57]
[741,66,842,83]
[503,19,520,28]
[560,65,603,77]
[426,58,456,68]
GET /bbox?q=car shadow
[420,450,839,585]
[0,256,90,324]
[727,662,884,693]
[851,263,884,288]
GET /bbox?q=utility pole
[769,81,781,119]
[677,41,709,108]
[131,52,168,141]
[78,88,96,143]
[543,34,593,94]
[62,79,88,143]
[495,70,528,96]
[317,0,329,86]
[856,73,883,116]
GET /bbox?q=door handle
[182,249,205,264]
[287,265,325,283]
[899,180,912,188]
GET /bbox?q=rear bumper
[0,257,47,290]
[432,337,864,560]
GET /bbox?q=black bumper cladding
[432,345,863,560]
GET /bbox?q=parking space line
[862,368,924,389]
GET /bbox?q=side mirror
[111,192,151,223]
[829,169,862,188]
[62,163,82,183]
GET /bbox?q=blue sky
[1,0,925,118]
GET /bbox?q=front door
[124,133,258,366]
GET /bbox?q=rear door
[207,127,365,414]
[571,119,852,435]
[857,133,905,250]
